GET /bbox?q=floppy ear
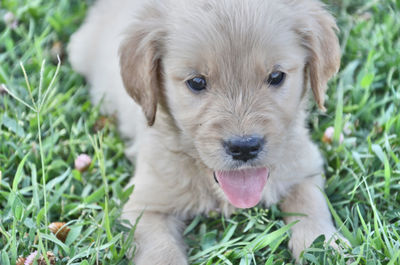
[119,7,164,126]
[296,2,341,111]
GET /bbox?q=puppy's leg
[123,210,188,265]
[280,175,346,260]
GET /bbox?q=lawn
[0,0,399,264]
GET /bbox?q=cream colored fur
[68,0,346,263]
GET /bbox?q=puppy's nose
[223,135,264,162]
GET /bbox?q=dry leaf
[16,257,26,265]
[37,251,56,265]
[49,222,71,242]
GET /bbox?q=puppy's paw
[133,240,188,265]
[289,223,349,261]
[134,247,188,265]
[326,233,351,252]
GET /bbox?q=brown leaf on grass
[49,222,71,242]
[51,41,64,62]
[93,115,116,132]
[16,257,26,265]
[37,251,56,265]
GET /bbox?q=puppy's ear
[119,7,164,126]
[296,2,341,110]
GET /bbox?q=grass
[0,0,399,264]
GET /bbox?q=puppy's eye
[186,76,207,92]
[267,71,286,87]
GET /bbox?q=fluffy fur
[68,0,345,263]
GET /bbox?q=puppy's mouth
[214,168,269,209]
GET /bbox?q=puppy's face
[120,0,340,208]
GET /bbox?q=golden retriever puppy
[68,0,345,263]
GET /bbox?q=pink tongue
[215,168,269,208]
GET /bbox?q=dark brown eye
[267,71,286,86]
[186,76,207,92]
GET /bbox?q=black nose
[223,135,264,162]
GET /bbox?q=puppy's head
[120,0,340,208]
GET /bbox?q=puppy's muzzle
[223,135,264,162]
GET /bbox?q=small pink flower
[3,12,18,29]
[74,154,92,172]
[322,126,344,144]
[24,251,38,265]
[3,12,15,24]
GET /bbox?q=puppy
[68,0,344,263]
